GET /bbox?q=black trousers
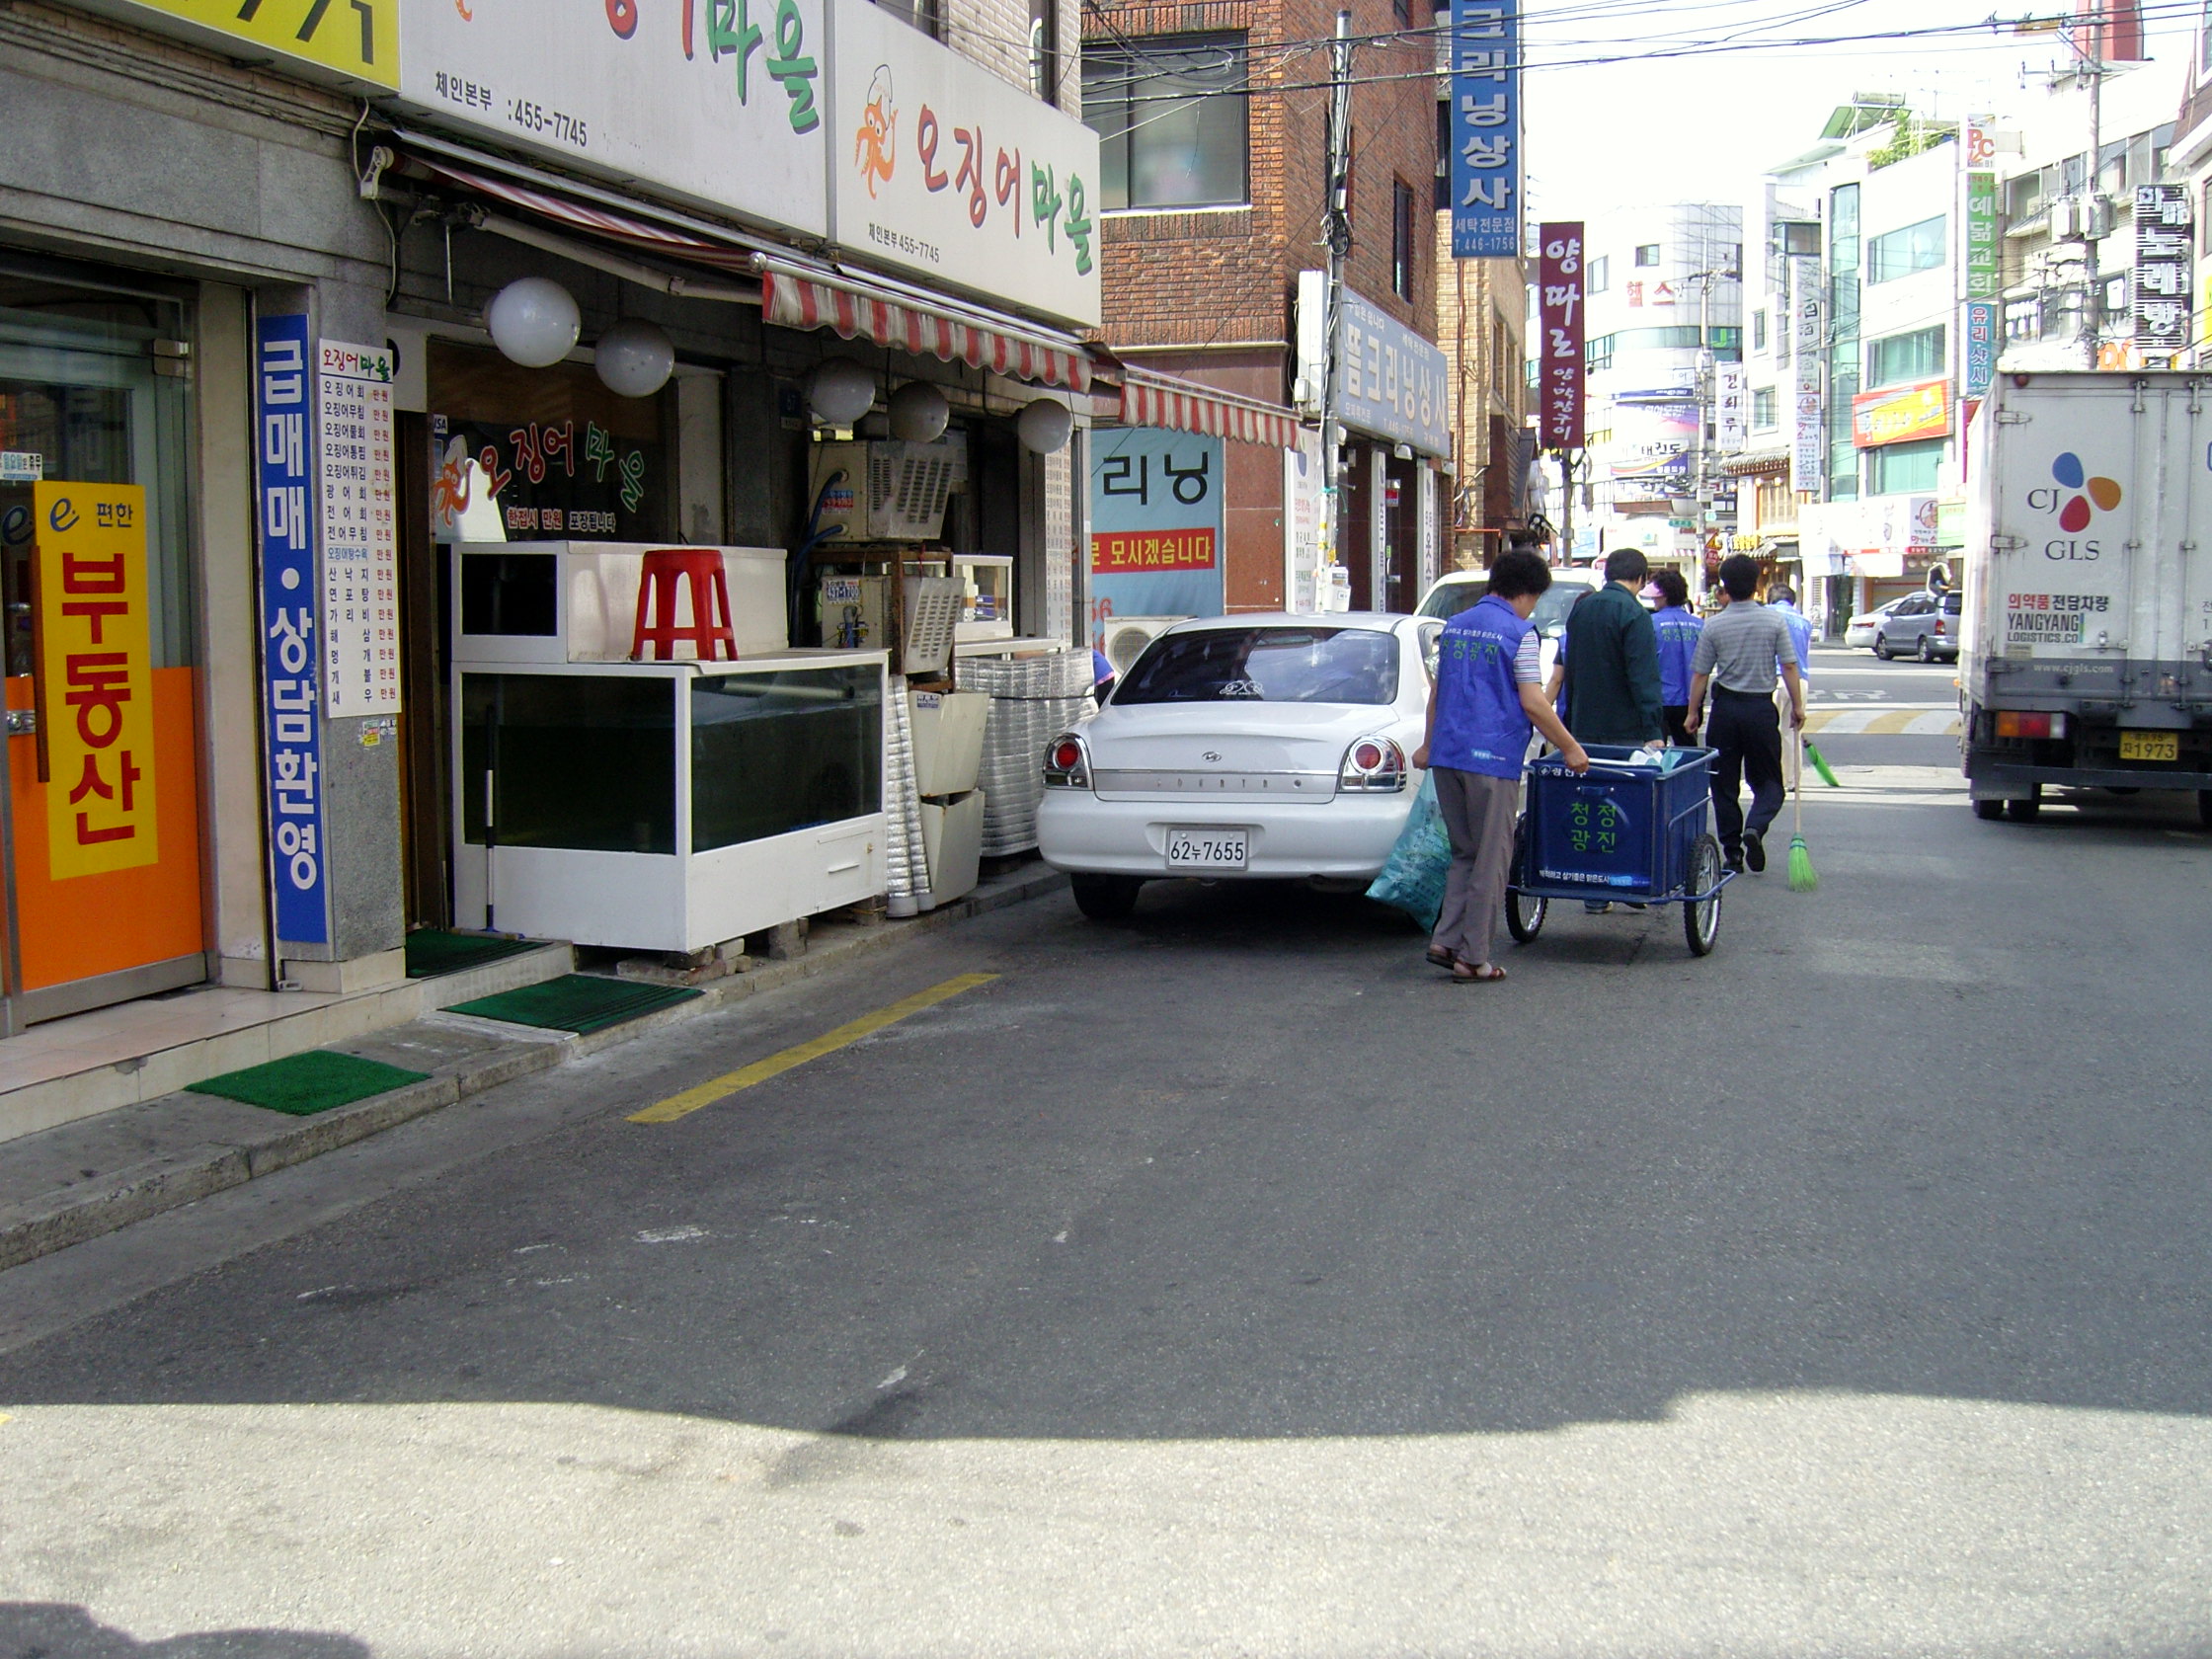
[1706,686,1784,853]
[1663,704,1694,748]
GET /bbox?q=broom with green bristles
[1786,752,1819,892]
[1803,740,1843,788]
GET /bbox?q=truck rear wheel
[2004,790,2042,823]
[1972,797,2006,822]
[2199,791,2212,830]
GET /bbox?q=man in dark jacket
[1550,547,1665,747]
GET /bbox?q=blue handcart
[1506,745,1733,957]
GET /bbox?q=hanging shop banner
[1963,118,1999,301]
[431,412,670,544]
[398,0,828,237]
[829,0,1101,327]
[1336,288,1450,456]
[1088,429,1225,640]
[1448,0,1518,259]
[76,0,397,89]
[32,482,159,879]
[1852,377,1950,448]
[254,313,330,946]
[1537,221,1585,449]
[1962,300,1998,397]
[317,341,400,718]
[1789,254,1824,496]
[1713,363,1748,453]
[1605,398,1696,505]
[2133,184,2192,358]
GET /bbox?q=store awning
[759,260,1091,393]
[1112,366,1301,449]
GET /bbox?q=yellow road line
[628,972,999,1125]
[1804,708,1959,736]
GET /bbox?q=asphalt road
[0,754,2208,1656]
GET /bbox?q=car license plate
[2120,731,2178,762]
[1165,828,1248,870]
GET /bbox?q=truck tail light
[1995,711,2066,740]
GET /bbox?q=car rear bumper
[1037,789,1416,879]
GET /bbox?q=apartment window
[1587,255,1609,293]
[1867,215,1946,283]
[1752,386,1778,431]
[1586,334,1615,371]
[1867,436,1943,495]
[1083,35,1249,210]
[1393,178,1418,300]
[2009,172,2045,222]
[1752,308,1768,351]
[1633,244,1661,267]
[872,0,941,38]
[1866,324,1945,387]
[1030,0,1061,104]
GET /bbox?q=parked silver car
[1871,591,1962,662]
[1844,595,1908,649]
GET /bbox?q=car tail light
[1994,711,2066,740]
[1043,732,1091,789]
[1934,618,1946,635]
[1339,735,1408,792]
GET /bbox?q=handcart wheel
[1684,832,1723,957]
[1506,813,1546,943]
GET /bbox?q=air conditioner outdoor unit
[2049,198,2082,241]
[1102,615,1187,674]
[808,438,968,541]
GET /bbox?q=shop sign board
[254,313,330,946]
[75,0,398,89]
[1851,377,1950,448]
[32,482,159,878]
[431,412,669,544]
[828,0,1101,326]
[1713,362,1747,453]
[1447,0,1518,258]
[1789,254,1824,496]
[398,0,829,237]
[1962,300,1998,397]
[1088,429,1224,642]
[1963,118,1999,301]
[2133,184,2192,357]
[1336,288,1450,456]
[1537,222,1585,449]
[318,341,400,718]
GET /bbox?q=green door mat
[193,1050,431,1117]
[404,928,541,979]
[442,974,701,1035]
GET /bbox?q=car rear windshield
[1417,582,1485,620]
[1420,579,1593,635]
[1114,627,1400,706]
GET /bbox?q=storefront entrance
[0,270,205,1029]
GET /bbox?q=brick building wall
[1431,215,1525,567]
[947,0,1081,109]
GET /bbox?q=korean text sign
[1448,0,1517,259]
[1538,222,1584,448]
[1962,300,1997,397]
[103,0,396,89]
[1088,430,1224,643]
[255,314,330,947]
[1789,255,1824,497]
[400,0,827,237]
[830,0,1102,326]
[1963,119,1999,301]
[1336,289,1450,455]
[319,341,400,718]
[33,483,158,879]
[2133,185,2192,356]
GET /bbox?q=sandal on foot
[1425,946,1458,970]
[1450,962,1507,984]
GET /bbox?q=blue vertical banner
[253,313,331,946]
[1962,300,1998,398]
[1449,0,1518,259]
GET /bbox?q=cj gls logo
[2025,451,2121,561]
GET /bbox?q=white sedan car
[1845,596,1908,649]
[1038,614,1439,919]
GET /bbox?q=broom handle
[1794,731,1804,835]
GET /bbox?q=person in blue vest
[1647,568,1704,747]
[1411,550,1589,984]
[1766,583,1816,790]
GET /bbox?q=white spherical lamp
[483,277,581,369]
[1016,396,1073,454]
[887,380,951,442]
[593,318,674,399]
[807,358,877,426]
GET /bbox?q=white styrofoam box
[909,690,990,797]
[453,542,789,664]
[919,789,985,909]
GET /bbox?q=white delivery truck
[1961,371,2212,825]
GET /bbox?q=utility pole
[1319,9,1352,605]
[2079,40,2106,367]
[1557,449,1574,565]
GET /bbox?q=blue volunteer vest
[1653,605,1703,706]
[1430,592,1533,780]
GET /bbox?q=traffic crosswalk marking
[1802,708,1959,736]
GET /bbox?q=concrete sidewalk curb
[0,866,1066,1276]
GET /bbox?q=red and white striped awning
[1115,366,1301,449]
[760,260,1091,393]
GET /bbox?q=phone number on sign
[508,100,589,148]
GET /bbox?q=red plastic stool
[630,548,739,662]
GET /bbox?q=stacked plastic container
[963,649,1091,856]
[908,689,988,909]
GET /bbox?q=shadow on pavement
[0,1605,367,1659]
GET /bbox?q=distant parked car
[1871,591,1962,662]
[1845,595,1909,650]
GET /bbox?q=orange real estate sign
[35,482,159,879]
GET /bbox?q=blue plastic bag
[1365,772,1451,929]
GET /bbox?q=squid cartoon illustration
[431,435,473,535]
[854,66,897,199]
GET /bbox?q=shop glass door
[0,274,205,1029]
